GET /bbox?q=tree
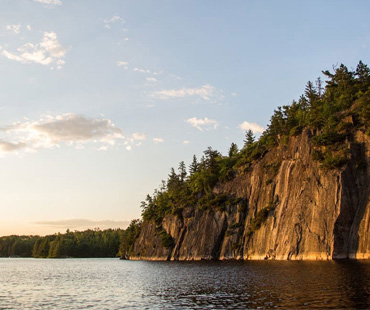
[167,167,180,191]
[356,60,370,92]
[243,129,255,148]
[178,161,187,182]
[305,81,319,106]
[316,77,324,98]
[189,155,199,175]
[228,142,238,157]
[118,219,142,258]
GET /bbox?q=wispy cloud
[153,137,164,143]
[0,140,27,153]
[123,132,147,151]
[1,31,68,69]
[186,117,218,131]
[238,121,265,134]
[151,84,218,101]
[133,67,150,74]
[104,15,124,29]
[5,24,21,34]
[132,133,146,140]
[33,219,130,230]
[183,140,190,144]
[33,0,62,6]
[0,113,123,154]
[117,61,128,70]
[146,77,157,82]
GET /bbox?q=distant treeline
[0,228,133,258]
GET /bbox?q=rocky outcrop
[131,129,370,260]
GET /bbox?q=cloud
[151,84,217,101]
[132,133,146,140]
[186,117,218,131]
[0,113,123,154]
[26,25,32,31]
[1,31,68,69]
[33,219,130,230]
[153,137,164,143]
[0,140,27,153]
[133,67,150,74]
[146,77,157,82]
[33,0,62,6]
[238,121,265,134]
[104,15,124,29]
[5,24,21,34]
[183,140,190,144]
[122,132,147,151]
[117,61,128,70]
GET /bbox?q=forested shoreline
[0,224,141,258]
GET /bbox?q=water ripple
[0,258,369,309]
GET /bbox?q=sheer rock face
[131,129,370,261]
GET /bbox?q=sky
[0,0,369,236]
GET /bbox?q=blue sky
[0,0,369,236]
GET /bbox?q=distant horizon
[0,218,131,237]
[1,0,369,236]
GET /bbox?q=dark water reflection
[0,258,369,309]
[139,260,370,309]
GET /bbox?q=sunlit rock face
[131,129,370,261]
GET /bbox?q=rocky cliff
[131,127,370,260]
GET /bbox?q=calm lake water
[0,258,369,309]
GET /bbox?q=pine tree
[178,161,187,182]
[167,168,179,190]
[305,81,319,106]
[228,142,238,157]
[189,155,199,175]
[315,77,323,98]
[243,129,255,148]
[356,61,370,92]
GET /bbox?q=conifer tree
[228,142,238,157]
[189,155,199,175]
[243,129,255,148]
[178,161,187,182]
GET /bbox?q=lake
[0,258,369,309]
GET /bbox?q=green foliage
[265,179,273,185]
[118,219,142,258]
[312,132,347,146]
[246,200,277,237]
[243,130,255,148]
[228,142,239,157]
[320,151,349,170]
[226,222,242,236]
[159,230,175,248]
[0,228,125,258]
[0,235,39,257]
